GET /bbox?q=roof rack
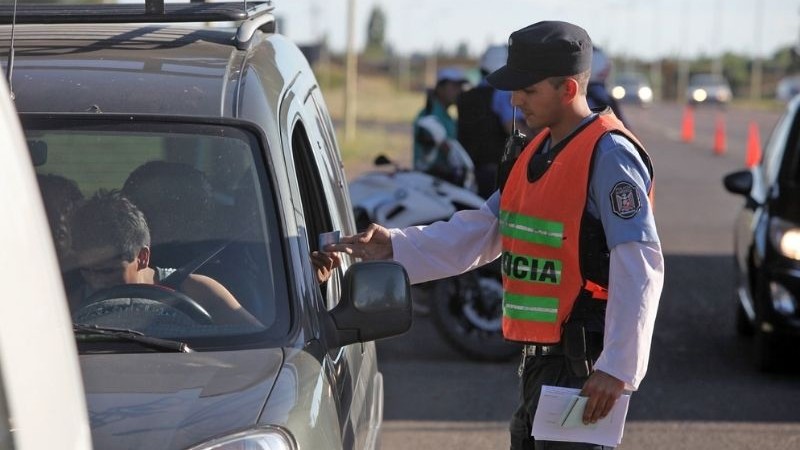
[0,1,275,49]
[0,0,273,24]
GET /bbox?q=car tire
[754,327,780,372]
[429,272,521,362]
[735,301,754,336]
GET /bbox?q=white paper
[531,385,630,447]
[559,395,597,429]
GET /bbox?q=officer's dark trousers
[509,353,613,450]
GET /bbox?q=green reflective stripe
[503,293,558,322]
[499,210,563,248]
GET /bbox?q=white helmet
[416,115,447,146]
[480,44,508,74]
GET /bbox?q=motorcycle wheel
[430,271,521,362]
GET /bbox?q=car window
[690,74,726,86]
[617,73,645,85]
[308,88,354,230]
[780,107,800,185]
[289,122,344,309]
[27,118,290,350]
[761,105,796,192]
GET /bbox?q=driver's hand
[311,251,341,284]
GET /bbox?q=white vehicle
[0,78,92,449]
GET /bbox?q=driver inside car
[69,189,262,326]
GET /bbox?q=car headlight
[769,217,800,260]
[185,427,296,450]
[611,86,626,100]
[692,89,708,102]
[638,86,653,102]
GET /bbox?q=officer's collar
[528,113,599,183]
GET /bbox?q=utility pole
[677,0,691,102]
[750,0,764,101]
[344,0,358,142]
[650,0,663,102]
[711,0,723,77]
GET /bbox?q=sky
[273,0,800,60]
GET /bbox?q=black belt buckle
[563,321,591,378]
[523,344,563,357]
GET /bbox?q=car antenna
[5,0,17,101]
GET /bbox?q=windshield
[616,73,647,86]
[689,74,728,87]
[26,117,290,351]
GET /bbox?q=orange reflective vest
[499,112,652,344]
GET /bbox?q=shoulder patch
[609,181,641,219]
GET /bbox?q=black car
[723,96,800,371]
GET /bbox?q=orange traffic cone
[713,113,726,155]
[681,105,695,143]
[745,121,762,168]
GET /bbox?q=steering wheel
[73,284,214,326]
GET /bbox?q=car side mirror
[27,140,48,166]
[723,169,753,196]
[326,261,412,347]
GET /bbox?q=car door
[286,111,364,450]
[304,88,382,449]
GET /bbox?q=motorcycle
[349,154,520,362]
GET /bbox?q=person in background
[328,20,663,450]
[413,67,468,176]
[586,46,629,128]
[458,44,532,198]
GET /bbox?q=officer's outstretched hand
[324,223,394,261]
[579,370,625,425]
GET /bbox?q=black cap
[486,21,593,91]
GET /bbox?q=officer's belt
[523,343,564,357]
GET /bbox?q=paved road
[373,102,800,449]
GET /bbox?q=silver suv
[1,1,411,449]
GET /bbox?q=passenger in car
[36,173,86,308]
[121,161,215,253]
[36,173,84,263]
[69,190,261,326]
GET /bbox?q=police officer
[586,46,629,128]
[457,45,531,198]
[413,67,468,176]
[327,20,663,450]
